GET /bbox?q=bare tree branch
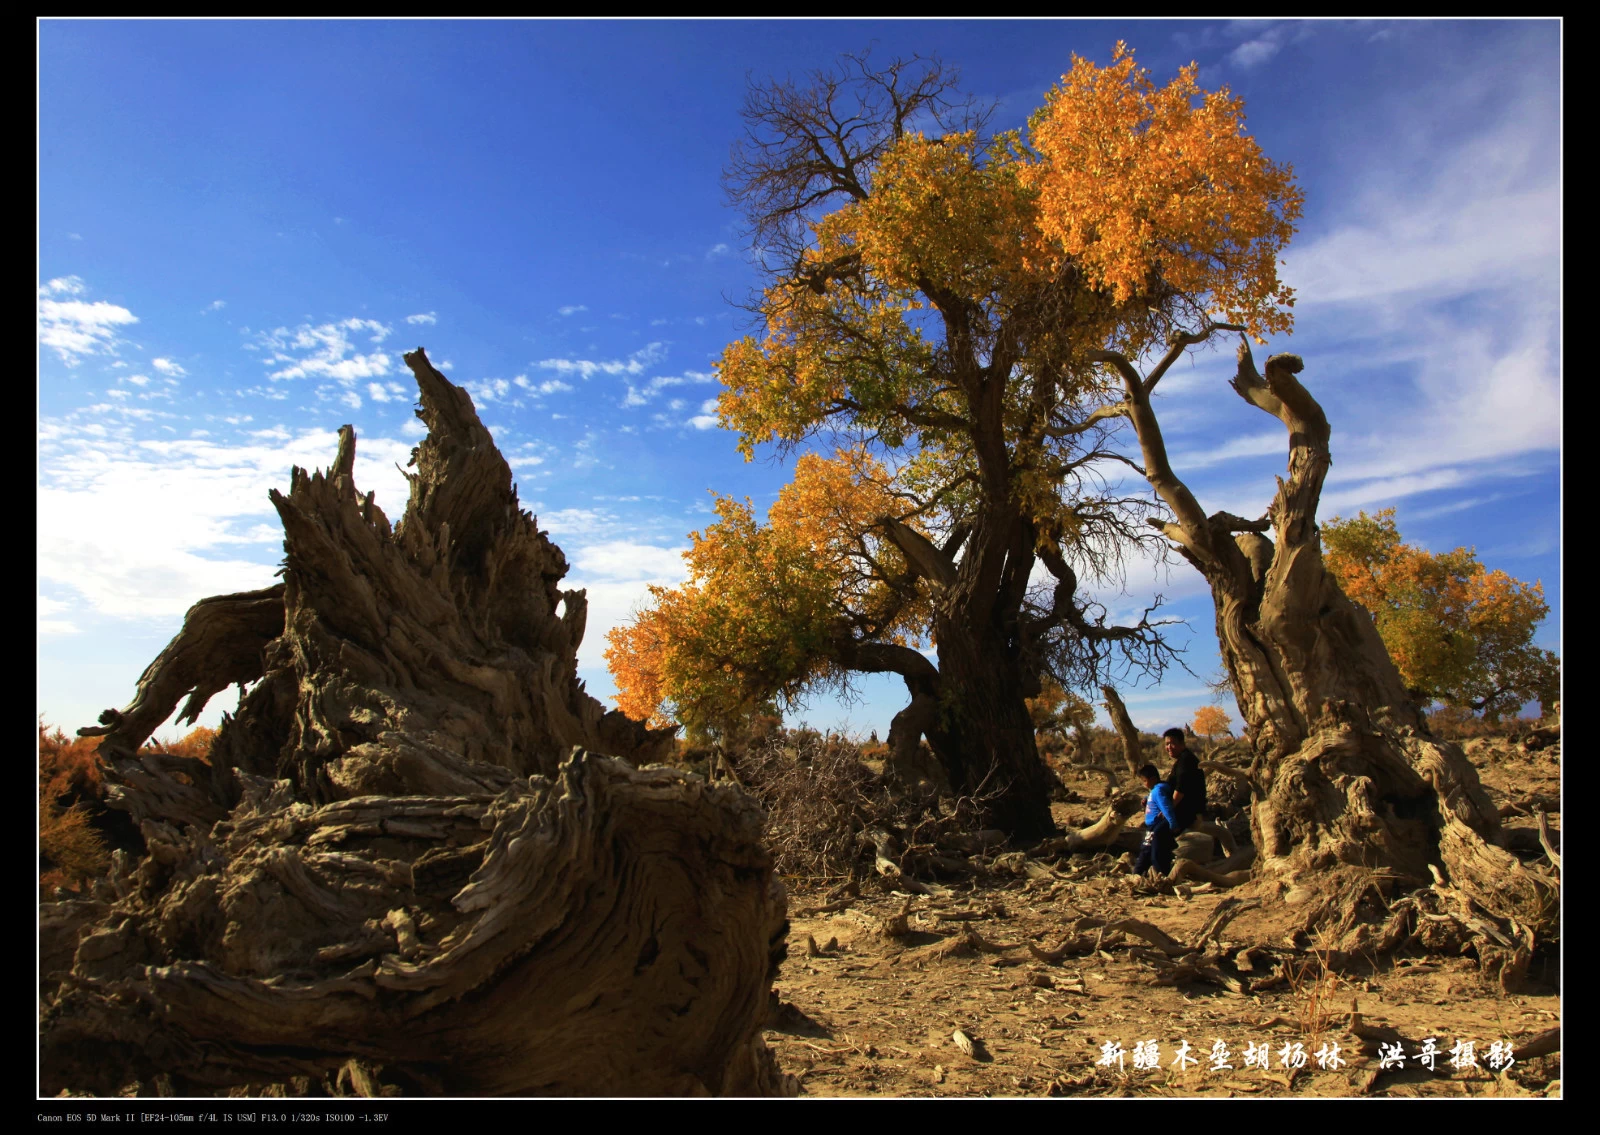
[876,516,958,589]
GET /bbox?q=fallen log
[1169,845,1256,888]
[1513,1027,1561,1063]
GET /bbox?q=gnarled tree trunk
[41,348,790,1097]
[927,613,1058,841]
[1097,330,1557,968]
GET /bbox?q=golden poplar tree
[609,46,1301,838]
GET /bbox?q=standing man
[1162,727,1206,834]
[1162,727,1237,859]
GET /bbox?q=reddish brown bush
[38,721,109,894]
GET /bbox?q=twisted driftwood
[42,348,789,1097]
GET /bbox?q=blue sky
[38,19,1561,743]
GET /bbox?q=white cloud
[38,424,416,622]
[206,299,226,311]
[401,417,427,438]
[466,378,511,404]
[39,285,139,364]
[1223,20,1313,71]
[537,342,665,381]
[573,541,689,582]
[1169,432,1283,470]
[688,397,721,430]
[620,368,715,408]
[1285,184,1556,308]
[151,357,186,376]
[405,312,438,325]
[564,540,692,671]
[256,319,395,384]
[1229,37,1283,68]
[39,276,86,296]
[706,242,730,258]
[368,382,393,403]
[512,375,575,397]
[537,507,618,539]
[558,304,588,316]
[126,374,150,387]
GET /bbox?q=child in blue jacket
[1134,762,1179,876]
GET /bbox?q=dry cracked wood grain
[44,349,789,1098]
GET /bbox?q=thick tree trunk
[44,349,789,1097]
[871,506,1060,842]
[1101,332,1557,961]
[927,624,1057,842]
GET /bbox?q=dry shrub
[1284,948,1344,1046]
[145,725,219,761]
[37,720,216,895]
[737,730,899,882]
[39,721,103,800]
[1426,704,1544,742]
[38,722,109,894]
[736,729,1007,885]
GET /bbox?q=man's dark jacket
[1166,748,1207,832]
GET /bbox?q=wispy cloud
[1223,19,1314,70]
[1169,432,1283,470]
[620,369,715,408]
[255,318,394,384]
[151,357,186,377]
[38,277,139,365]
[557,304,588,317]
[706,242,730,259]
[40,276,86,297]
[537,341,665,381]
[513,375,573,396]
[465,377,511,404]
[573,541,689,582]
[405,311,438,325]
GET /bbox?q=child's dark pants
[1134,820,1176,875]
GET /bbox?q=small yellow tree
[1323,509,1559,722]
[1191,704,1231,740]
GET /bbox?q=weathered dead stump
[1099,331,1558,979]
[42,348,789,1097]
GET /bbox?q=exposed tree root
[41,350,787,1097]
